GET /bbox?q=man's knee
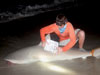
[80,30,85,36]
[78,30,85,37]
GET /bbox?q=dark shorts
[50,32,59,42]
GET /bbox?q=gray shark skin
[4,45,100,64]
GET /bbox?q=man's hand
[56,47,63,54]
[42,42,46,47]
[42,41,49,47]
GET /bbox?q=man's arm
[62,23,76,52]
[40,28,46,42]
[40,24,55,42]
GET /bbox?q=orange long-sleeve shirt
[40,22,76,52]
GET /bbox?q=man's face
[58,24,64,29]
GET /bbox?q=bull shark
[4,44,100,64]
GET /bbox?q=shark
[4,45,100,64]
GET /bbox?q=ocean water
[0,0,76,23]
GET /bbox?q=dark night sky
[0,0,99,37]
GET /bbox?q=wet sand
[0,55,100,75]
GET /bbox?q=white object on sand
[44,39,58,53]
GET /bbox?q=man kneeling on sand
[40,14,86,53]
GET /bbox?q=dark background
[0,0,99,55]
[0,0,99,33]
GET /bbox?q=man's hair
[56,14,68,26]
